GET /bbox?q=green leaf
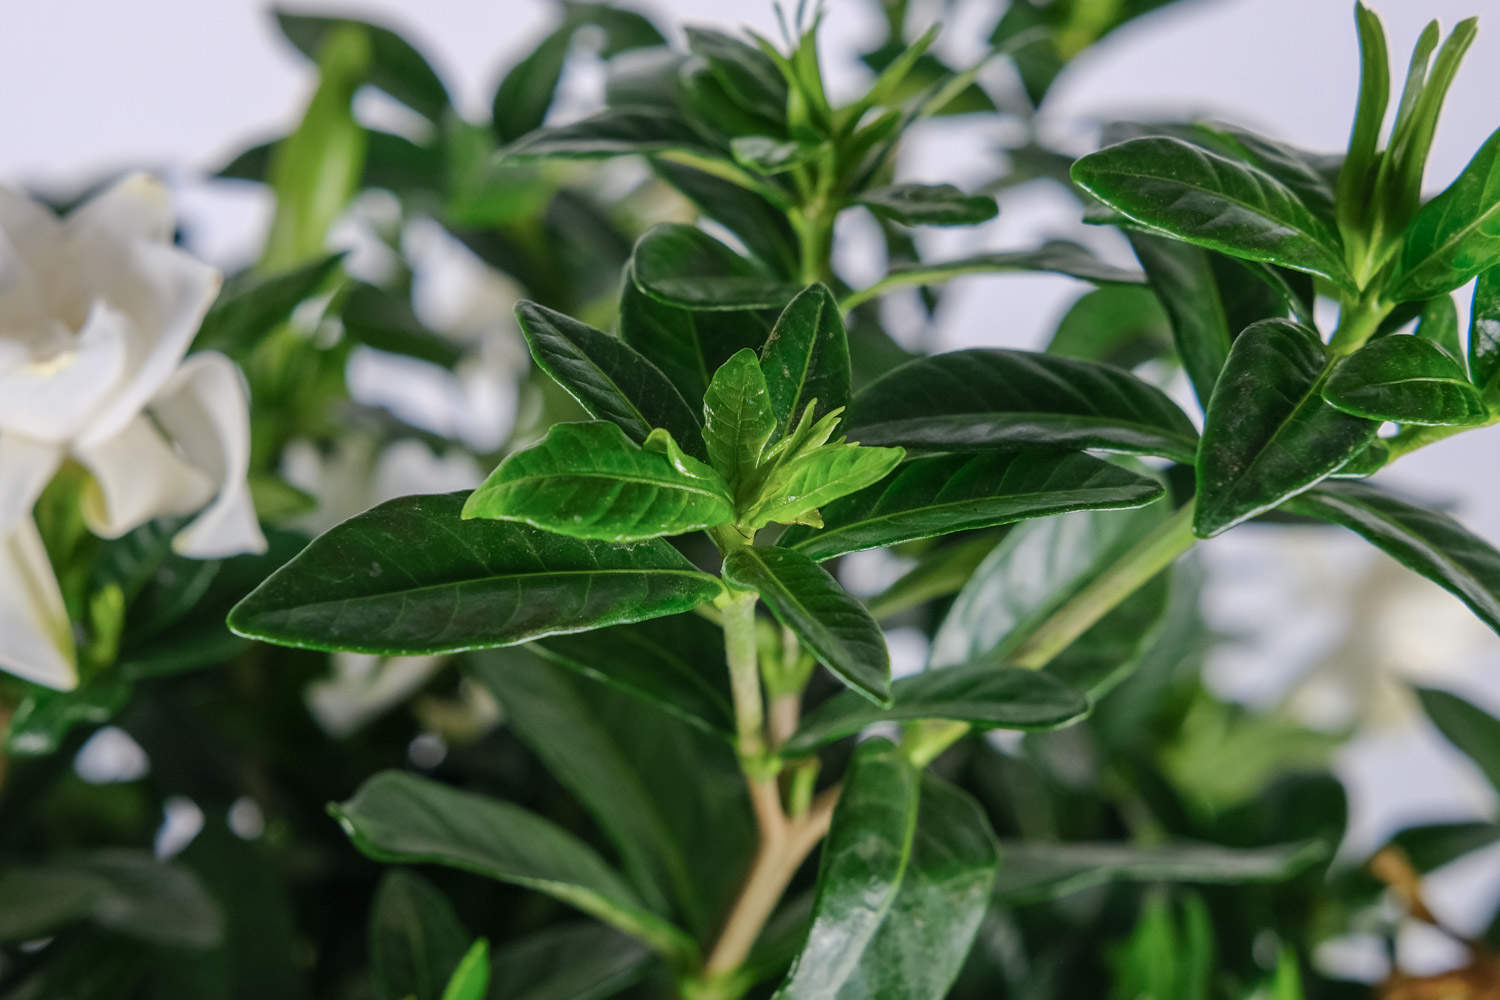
[472,651,751,936]
[841,240,1144,312]
[1336,3,1390,256]
[1195,320,1378,538]
[463,422,733,542]
[342,282,464,368]
[228,493,722,654]
[194,253,344,354]
[855,183,999,226]
[776,756,998,1000]
[846,349,1199,463]
[1473,265,1500,398]
[1391,126,1500,302]
[781,451,1165,562]
[759,284,852,431]
[516,301,704,458]
[703,349,779,507]
[1324,335,1487,426]
[369,871,471,1000]
[492,26,573,143]
[486,924,650,1000]
[439,939,489,1000]
[731,136,824,174]
[652,160,801,278]
[1387,821,1500,872]
[532,614,734,738]
[1126,233,1231,408]
[685,27,788,129]
[1286,480,1500,636]
[1198,124,1338,225]
[0,850,222,949]
[743,443,905,533]
[1046,284,1173,369]
[499,107,709,160]
[331,771,698,962]
[275,10,451,120]
[1071,137,1354,291]
[633,223,802,311]
[991,839,1327,905]
[864,534,1003,622]
[1415,293,1462,359]
[784,658,1088,754]
[722,546,891,705]
[1415,687,1500,793]
[618,267,771,406]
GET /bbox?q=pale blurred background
[3,0,1498,974]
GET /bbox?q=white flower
[0,174,265,690]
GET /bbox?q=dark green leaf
[369,870,471,1000]
[731,136,823,174]
[759,285,851,431]
[1071,137,1354,291]
[855,183,999,226]
[722,546,891,705]
[499,107,709,160]
[1126,233,1231,407]
[342,282,464,368]
[275,10,451,121]
[486,924,650,1000]
[517,301,704,457]
[1415,687,1500,793]
[1195,320,1378,537]
[440,940,489,1000]
[194,253,344,354]
[1414,293,1462,359]
[1388,821,1500,872]
[1198,124,1338,224]
[846,349,1199,463]
[781,451,1165,562]
[228,493,722,654]
[1470,265,1500,396]
[331,771,697,961]
[1390,125,1500,302]
[1336,3,1390,254]
[563,3,666,57]
[532,614,733,737]
[651,160,800,278]
[618,268,771,406]
[784,659,1088,754]
[991,839,1328,905]
[684,27,787,128]
[0,850,222,949]
[463,422,733,541]
[4,674,132,757]
[702,349,779,507]
[1286,480,1500,636]
[1324,335,1487,426]
[633,223,802,311]
[492,26,573,143]
[1046,284,1174,369]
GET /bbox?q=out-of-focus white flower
[306,651,447,738]
[0,174,265,690]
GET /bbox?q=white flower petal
[72,240,220,448]
[0,186,63,263]
[306,653,446,737]
[64,173,173,246]
[0,227,50,372]
[74,416,214,539]
[151,352,266,558]
[0,301,128,442]
[0,432,61,534]
[0,519,76,690]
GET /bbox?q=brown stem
[768,693,800,749]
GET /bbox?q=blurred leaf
[856,184,998,227]
[195,253,344,355]
[370,870,471,1000]
[1416,687,1500,793]
[633,223,802,311]
[274,10,450,120]
[341,283,464,368]
[651,160,801,278]
[499,108,709,160]
[485,923,650,1000]
[439,940,489,1000]
[1046,284,1173,370]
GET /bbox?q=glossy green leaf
[463,422,733,541]
[532,614,733,737]
[685,27,787,128]
[229,493,722,654]
[1324,335,1487,426]
[1472,265,1500,398]
[1286,480,1500,636]
[1046,284,1174,369]
[703,349,779,507]
[1199,124,1338,225]
[842,240,1144,311]
[331,771,698,961]
[633,223,802,311]
[652,160,800,278]
[1414,293,1462,359]
[369,870,471,1000]
[1416,687,1500,793]
[1336,3,1390,256]
[781,451,1165,562]
[1195,320,1378,537]
[722,545,891,705]
[0,850,222,949]
[499,108,709,160]
[1390,125,1500,302]
[516,301,704,457]
[275,11,451,120]
[1071,136,1354,291]
[1126,232,1231,407]
[743,442,905,533]
[855,183,999,226]
[846,349,1199,463]
[759,284,852,431]
[991,839,1326,905]
[486,924,650,1000]
[194,253,344,354]
[438,939,489,1000]
[472,651,751,935]
[784,658,1088,754]
[341,282,464,368]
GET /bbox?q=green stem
[792,207,834,286]
[1328,296,1391,356]
[721,590,767,764]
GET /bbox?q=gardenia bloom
[0,175,265,690]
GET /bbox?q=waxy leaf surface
[702,349,779,507]
[759,284,852,431]
[1470,265,1500,396]
[1391,126,1500,302]
[1324,335,1487,426]
[1127,232,1231,407]
[618,271,769,406]
[633,223,801,311]
[744,443,905,532]
[855,183,999,226]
